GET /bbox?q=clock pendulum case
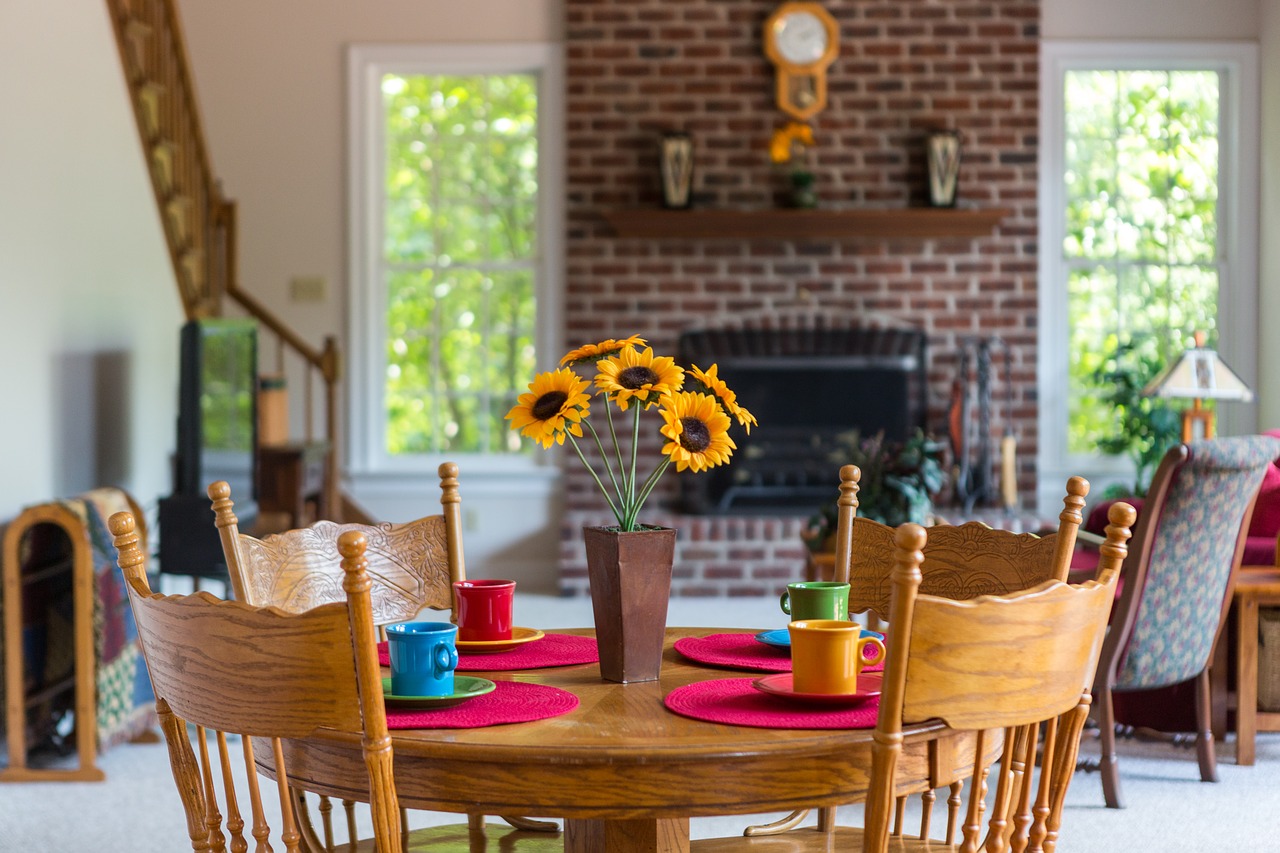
[763,2,840,121]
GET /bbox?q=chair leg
[1095,686,1124,809]
[1195,668,1219,783]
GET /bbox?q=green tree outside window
[1063,70,1220,460]
[381,73,539,456]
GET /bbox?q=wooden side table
[1231,565,1280,765]
[256,440,332,530]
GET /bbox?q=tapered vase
[582,526,676,683]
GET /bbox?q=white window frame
[346,42,565,482]
[1037,41,1259,512]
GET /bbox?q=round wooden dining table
[269,628,984,853]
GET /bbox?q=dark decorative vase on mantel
[582,525,677,683]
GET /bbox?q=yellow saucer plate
[456,626,545,654]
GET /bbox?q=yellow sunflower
[504,368,591,449]
[769,121,814,164]
[688,363,758,435]
[560,334,648,367]
[594,345,684,411]
[659,392,736,473]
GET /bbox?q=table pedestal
[566,818,689,853]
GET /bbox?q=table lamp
[1142,331,1253,442]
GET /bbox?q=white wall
[0,0,182,523]
[1043,0,1260,39]
[1260,1,1280,430]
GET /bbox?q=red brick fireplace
[558,0,1040,596]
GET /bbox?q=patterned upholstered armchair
[1090,435,1280,808]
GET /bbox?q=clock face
[773,10,829,66]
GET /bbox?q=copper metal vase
[582,526,676,683]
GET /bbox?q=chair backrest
[109,512,402,853]
[863,503,1134,853]
[830,464,1089,618]
[1104,436,1280,691]
[209,461,465,625]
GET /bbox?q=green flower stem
[583,418,624,508]
[628,403,642,519]
[603,397,630,499]
[628,457,672,529]
[567,433,624,526]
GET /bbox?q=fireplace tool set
[949,337,1017,514]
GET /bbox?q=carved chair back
[863,507,1132,853]
[109,513,402,853]
[831,464,1088,621]
[819,464,1091,844]
[209,461,465,627]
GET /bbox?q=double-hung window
[347,44,563,479]
[1037,42,1258,509]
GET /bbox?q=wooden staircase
[104,0,353,521]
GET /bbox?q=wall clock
[763,2,840,121]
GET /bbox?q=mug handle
[434,643,459,677]
[857,636,886,667]
[779,591,791,615]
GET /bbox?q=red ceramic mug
[453,579,516,642]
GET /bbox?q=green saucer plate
[381,675,496,710]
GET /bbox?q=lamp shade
[1142,345,1254,402]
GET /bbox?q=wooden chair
[208,461,560,848]
[747,464,1093,840]
[108,513,404,853]
[1088,436,1280,808]
[211,461,466,622]
[699,506,1133,853]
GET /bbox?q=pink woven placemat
[672,632,886,674]
[377,633,599,671]
[385,680,578,729]
[664,677,879,730]
[673,633,793,672]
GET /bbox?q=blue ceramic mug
[386,621,459,697]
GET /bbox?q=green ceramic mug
[779,581,850,622]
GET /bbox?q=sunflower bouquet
[505,335,757,532]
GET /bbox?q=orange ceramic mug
[453,579,516,642]
[788,619,886,695]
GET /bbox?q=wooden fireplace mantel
[601,207,1012,241]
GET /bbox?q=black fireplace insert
[676,325,928,514]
